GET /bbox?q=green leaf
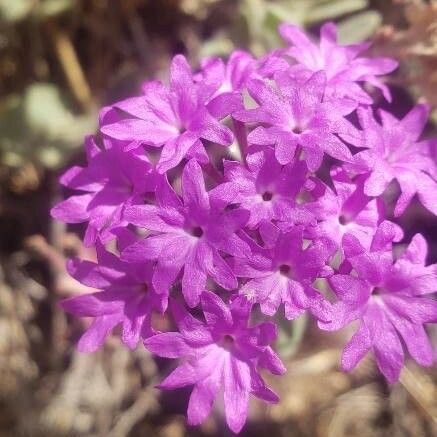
[0,94,27,144]
[198,33,234,58]
[24,83,72,139]
[24,83,95,146]
[38,0,74,18]
[0,0,33,22]
[237,0,371,54]
[240,0,267,31]
[267,2,307,27]
[307,0,368,24]
[338,10,382,44]
[0,84,96,169]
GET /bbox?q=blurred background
[0,0,436,436]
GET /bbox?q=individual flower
[223,148,313,229]
[321,224,437,382]
[144,291,285,433]
[60,241,167,352]
[101,54,234,173]
[279,21,398,104]
[122,159,250,307]
[342,104,437,216]
[233,223,334,321]
[305,167,389,249]
[234,71,356,171]
[256,49,291,79]
[51,135,155,247]
[200,50,256,95]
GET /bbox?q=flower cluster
[52,23,437,433]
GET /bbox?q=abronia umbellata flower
[51,21,437,434]
[279,21,398,104]
[144,292,285,433]
[101,55,234,173]
[343,104,437,216]
[61,242,167,352]
[122,158,249,308]
[321,225,436,382]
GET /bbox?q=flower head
[51,20,437,432]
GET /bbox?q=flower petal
[158,362,198,389]
[144,332,191,358]
[77,314,122,353]
[201,290,233,328]
[341,322,372,372]
[187,371,221,426]
[223,356,251,434]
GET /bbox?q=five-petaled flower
[144,292,285,433]
[122,159,250,307]
[321,225,436,382]
[101,55,235,173]
[61,241,167,352]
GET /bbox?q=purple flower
[279,22,398,104]
[234,71,356,171]
[101,55,234,173]
[233,223,335,321]
[50,26,437,427]
[321,224,437,382]
[200,50,257,94]
[223,148,313,229]
[122,159,250,307]
[51,136,155,246]
[197,50,256,116]
[144,291,285,433]
[60,241,167,352]
[343,104,437,216]
[306,167,388,249]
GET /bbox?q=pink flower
[234,71,356,171]
[122,159,250,307]
[51,136,155,246]
[343,104,437,216]
[144,291,285,433]
[101,55,234,173]
[279,22,398,104]
[50,21,437,432]
[200,50,257,94]
[61,240,167,352]
[233,223,335,321]
[306,167,388,249]
[321,225,437,382]
[223,147,313,229]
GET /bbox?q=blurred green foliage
[200,0,381,57]
[240,0,369,53]
[0,0,383,172]
[0,84,95,168]
[0,0,74,22]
